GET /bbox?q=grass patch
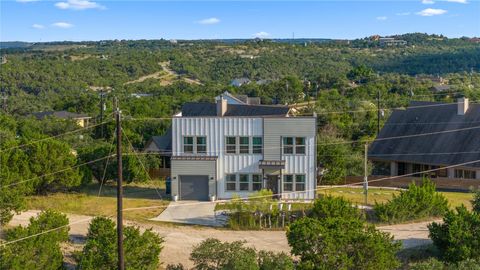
[26,181,169,223]
[318,187,474,209]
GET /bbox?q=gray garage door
[179,175,209,201]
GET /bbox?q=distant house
[379,37,407,46]
[32,111,91,127]
[144,128,172,179]
[369,98,480,180]
[130,93,153,98]
[217,91,261,105]
[230,78,251,87]
[430,85,451,93]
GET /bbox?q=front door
[265,175,279,198]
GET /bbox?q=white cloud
[55,0,105,10]
[52,22,74,28]
[422,0,435,4]
[16,0,39,2]
[376,16,388,21]
[444,0,467,3]
[32,24,45,29]
[253,31,271,38]
[416,8,448,16]
[396,12,411,16]
[197,17,220,25]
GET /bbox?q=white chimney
[216,97,227,117]
[457,97,469,115]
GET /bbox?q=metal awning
[259,160,285,170]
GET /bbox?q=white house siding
[172,117,263,199]
[264,118,317,200]
[172,116,316,200]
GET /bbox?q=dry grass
[319,187,474,209]
[26,181,169,222]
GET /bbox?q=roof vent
[216,97,227,117]
[457,97,469,116]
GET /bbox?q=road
[7,210,434,268]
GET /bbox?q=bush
[472,190,480,214]
[0,210,69,270]
[428,205,480,263]
[77,217,164,270]
[190,238,293,270]
[287,217,401,270]
[409,258,480,270]
[310,195,364,220]
[374,178,448,223]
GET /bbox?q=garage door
[179,175,209,201]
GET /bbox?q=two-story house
[169,96,317,201]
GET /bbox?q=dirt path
[123,61,202,86]
[8,210,434,267]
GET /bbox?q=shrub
[374,178,448,223]
[472,190,480,214]
[409,258,445,270]
[310,195,364,220]
[428,205,480,263]
[190,238,293,270]
[287,217,401,270]
[77,217,164,270]
[409,258,480,270]
[0,210,69,270]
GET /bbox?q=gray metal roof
[368,101,480,168]
[32,110,91,120]
[181,102,290,117]
[147,128,172,154]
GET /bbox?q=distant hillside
[0,42,33,49]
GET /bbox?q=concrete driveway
[150,201,227,227]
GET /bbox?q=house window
[226,174,237,191]
[226,137,236,154]
[283,137,294,154]
[196,137,207,154]
[283,175,293,192]
[295,137,306,154]
[252,174,262,191]
[455,169,476,179]
[283,137,305,155]
[183,137,193,153]
[239,137,249,154]
[252,137,262,154]
[239,174,249,191]
[295,175,306,191]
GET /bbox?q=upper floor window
[239,137,249,154]
[183,137,194,153]
[226,137,236,154]
[225,136,262,155]
[283,137,306,155]
[252,137,262,154]
[196,137,207,154]
[183,136,206,154]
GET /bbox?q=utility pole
[364,143,368,206]
[99,90,105,138]
[115,98,125,270]
[377,90,381,135]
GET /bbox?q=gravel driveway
[8,210,435,268]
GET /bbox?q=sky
[1,0,479,42]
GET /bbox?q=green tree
[310,195,364,220]
[0,210,69,270]
[287,217,400,270]
[257,251,294,270]
[472,190,480,214]
[77,217,164,270]
[428,205,480,263]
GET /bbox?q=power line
[2,157,479,247]
[0,120,112,153]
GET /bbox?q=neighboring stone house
[166,95,317,201]
[369,98,480,180]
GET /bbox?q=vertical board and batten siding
[171,160,216,198]
[264,117,317,200]
[172,117,263,199]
